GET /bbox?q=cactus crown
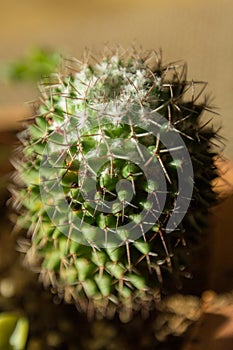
[12,48,219,320]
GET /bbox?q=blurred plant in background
[0,47,61,82]
[0,312,29,350]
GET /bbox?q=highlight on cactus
[11,47,220,321]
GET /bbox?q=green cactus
[12,48,219,320]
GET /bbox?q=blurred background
[0,0,233,158]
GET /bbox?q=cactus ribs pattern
[12,49,219,320]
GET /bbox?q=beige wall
[1,0,232,159]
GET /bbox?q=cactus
[12,48,219,320]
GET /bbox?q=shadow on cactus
[11,48,221,321]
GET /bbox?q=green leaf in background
[0,312,29,350]
[5,47,62,82]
